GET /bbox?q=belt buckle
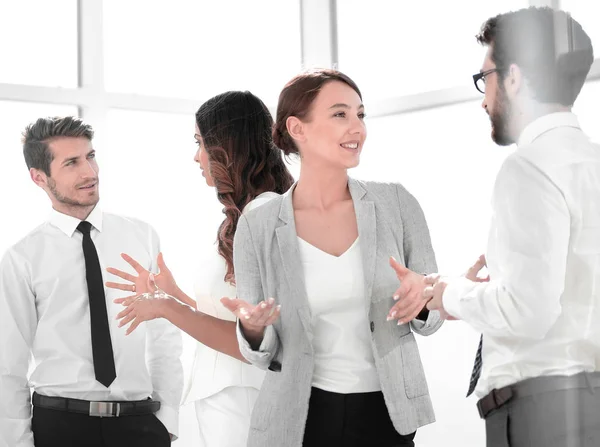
[89,401,120,417]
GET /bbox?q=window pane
[0,102,78,255]
[105,109,221,282]
[353,101,513,275]
[104,0,302,106]
[0,1,78,87]
[561,0,600,52]
[573,80,600,142]
[337,1,527,101]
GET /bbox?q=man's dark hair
[477,7,594,106]
[22,116,94,176]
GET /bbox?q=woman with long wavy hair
[105,90,294,446]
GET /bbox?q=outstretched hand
[221,297,281,346]
[423,254,490,319]
[113,274,172,335]
[386,256,429,325]
[106,252,179,301]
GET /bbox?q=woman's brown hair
[196,91,294,284]
[273,69,362,155]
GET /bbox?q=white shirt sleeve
[0,249,37,447]
[144,226,183,440]
[443,154,570,339]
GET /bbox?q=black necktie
[466,335,483,397]
[77,221,117,388]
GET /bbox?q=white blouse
[298,236,381,394]
[183,192,279,403]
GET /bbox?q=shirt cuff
[236,320,277,369]
[155,404,179,441]
[442,276,475,320]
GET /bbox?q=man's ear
[30,168,48,189]
[504,63,523,98]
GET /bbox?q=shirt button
[370,321,375,333]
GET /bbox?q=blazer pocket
[399,333,429,399]
[249,378,279,431]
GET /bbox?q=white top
[298,236,381,393]
[183,192,279,403]
[443,112,600,397]
[0,205,184,446]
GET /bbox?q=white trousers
[194,386,259,447]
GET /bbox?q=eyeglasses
[472,68,502,94]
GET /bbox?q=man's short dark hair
[476,7,594,106]
[22,116,94,176]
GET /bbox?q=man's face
[480,46,515,146]
[35,137,100,209]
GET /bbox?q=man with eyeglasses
[396,6,600,447]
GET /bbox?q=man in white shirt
[415,6,599,447]
[0,116,183,447]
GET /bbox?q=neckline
[297,236,359,259]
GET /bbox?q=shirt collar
[517,112,581,147]
[48,204,104,238]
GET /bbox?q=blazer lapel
[275,185,314,341]
[349,178,377,311]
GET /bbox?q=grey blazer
[234,178,442,447]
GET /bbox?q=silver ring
[132,284,136,292]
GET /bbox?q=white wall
[1,1,600,446]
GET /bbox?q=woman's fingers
[121,253,147,274]
[106,281,135,292]
[263,305,282,326]
[118,312,136,328]
[106,267,136,283]
[126,318,143,335]
[113,294,137,305]
[251,298,276,327]
[116,304,135,320]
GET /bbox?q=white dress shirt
[182,193,278,404]
[0,205,184,447]
[443,112,600,397]
[298,236,381,393]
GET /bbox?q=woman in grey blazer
[223,69,443,447]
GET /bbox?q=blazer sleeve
[396,183,444,336]
[234,214,282,370]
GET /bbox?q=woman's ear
[286,116,306,144]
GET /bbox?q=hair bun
[272,126,297,156]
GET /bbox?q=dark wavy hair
[196,91,294,284]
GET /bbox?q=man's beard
[48,177,99,208]
[489,86,515,146]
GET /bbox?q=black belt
[477,371,600,419]
[32,392,160,418]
